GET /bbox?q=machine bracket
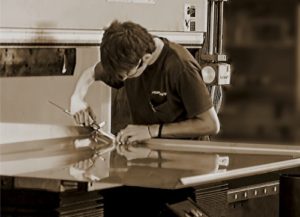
[227,181,279,203]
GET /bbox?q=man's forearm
[161,118,218,138]
[149,107,220,139]
[72,65,96,100]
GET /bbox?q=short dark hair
[100,20,155,78]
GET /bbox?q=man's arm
[150,107,220,138]
[70,64,97,125]
[117,107,220,145]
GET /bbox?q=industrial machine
[199,0,231,113]
[0,0,299,217]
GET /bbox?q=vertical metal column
[217,0,224,55]
[208,1,216,99]
[208,1,215,55]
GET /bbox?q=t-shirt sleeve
[176,62,213,118]
[94,62,124,89]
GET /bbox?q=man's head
[100,20,156,80]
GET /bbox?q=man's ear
[142,53,152,65]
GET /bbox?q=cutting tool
[48,100,105,130]
[48,100,72,116]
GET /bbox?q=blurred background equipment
[216,0,300,144]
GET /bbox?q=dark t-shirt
[94,38,212,125]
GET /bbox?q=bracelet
[158,124,163,138]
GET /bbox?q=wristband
[158,124,163,138]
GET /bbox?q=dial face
[201,65,216,84]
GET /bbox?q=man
[70,20,220,146]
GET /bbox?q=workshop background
[1,1,300,217]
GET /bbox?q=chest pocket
[150,91,167,107]
[150,91,182,123]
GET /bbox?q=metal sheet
[1,137,300,191]
[1,124,299,191]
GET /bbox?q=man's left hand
[116,125,151,149]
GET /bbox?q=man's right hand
[70,95,96,126]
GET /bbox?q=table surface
[1,135,300,191]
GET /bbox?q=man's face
[120,59,146,80]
